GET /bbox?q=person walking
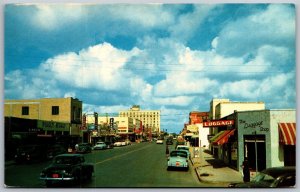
[242,158,250,182]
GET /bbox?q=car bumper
[40,176,75,181]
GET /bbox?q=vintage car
[156,139,164,144]
[76,143,92,153]
[228,166,295,188]
[114,141,123,147]
[167,150,189,171]
[93,142,107,150]
[39,154,94,187]
[176,145,190,158]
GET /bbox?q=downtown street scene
[3,3,296,189]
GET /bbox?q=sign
[203,120,234,127]
[110,118,114,128]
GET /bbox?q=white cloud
[32,4,85,30]
[41,42,141,91]
[154,96,195,106]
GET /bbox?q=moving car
[167,150,189,171]
[93,142,107,150]
[228,166,295,188]
[156,139,164,144]
[176,145,190,158]
[166,139,173,145]
[76,143,92,153]
[40,154,94,187]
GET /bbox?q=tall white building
[119,105,161,133]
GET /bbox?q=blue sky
[4,4,296,133]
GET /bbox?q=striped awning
[213,129,236,146]
[278,123,296,145]
[209,131,226,143]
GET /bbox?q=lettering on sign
[239,120,269,132]
[203,120,234,127]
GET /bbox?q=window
[22,106,29,115]
[52,106,59,115]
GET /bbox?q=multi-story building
[4,97,82,136]
[119,105,161,134]
[189,111,209,124]
[4,97,83,159]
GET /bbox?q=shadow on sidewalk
[205,159,227,168]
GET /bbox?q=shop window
[22,106,29,115]
[52,106,59,115]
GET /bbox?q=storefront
[235,109,296,173]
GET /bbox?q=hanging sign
[203,120,234,127]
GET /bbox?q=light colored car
[93,142,107,150]
[125,139,131,145]
[114,141,122,147]
[167,150,189,171]
[156,139,164,144]
[176,145,190,157]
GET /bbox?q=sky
[4,3,296,134]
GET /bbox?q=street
[5,142,223,188]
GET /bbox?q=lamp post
[254,131,258,175]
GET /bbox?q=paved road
[5,142,224,188]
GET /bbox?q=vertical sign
[110,118,114,128]
[94,112,98,130]
[82,114,86,130]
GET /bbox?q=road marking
[94,144,152,165]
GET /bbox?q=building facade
[119,105,161,134]
[4,97,82,136]
[210,109,296,174]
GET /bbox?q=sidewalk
[190,147,244,185]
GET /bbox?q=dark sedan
[228,166,295,188]
[76,143,92,153]
[39,154,94,187]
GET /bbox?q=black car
[166,139,173,145]
[39,154,94,187]
[14,145,48,163]
[76,143,92,153]
[228,166,295,188]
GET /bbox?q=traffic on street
[5,141,225,188]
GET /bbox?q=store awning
[213,129,236,146]
[278,123,296,145]
[209,131,226,143]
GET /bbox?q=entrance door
[244,135,266,172]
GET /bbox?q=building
[209,109,296,174]
[4,97,83,159]
[5,97,82,136]
[119,105,161,135]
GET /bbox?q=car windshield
[253,172,276,184]
[170,151,187,158]
[54,156,77,165]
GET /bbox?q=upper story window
[22,106,29,115]
[52,106,59,115]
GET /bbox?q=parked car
[125,139,131,145]
[167,150,189,171]
[121,141,127,146]
[39,154,94,187]
[76,143,92,153]
[176,145,190,158]
[14,145,48,163]
[228,166,295,188]
[114,141,123,147]
[104,141,114,149]
[156,139,164,144]
[93,142,107,150]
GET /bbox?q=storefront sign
[203,120,234,127]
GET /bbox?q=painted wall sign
[203,120,234,127]
[239,119,269,132]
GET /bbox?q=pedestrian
[166,145,169,157]
[242,158,250,182]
